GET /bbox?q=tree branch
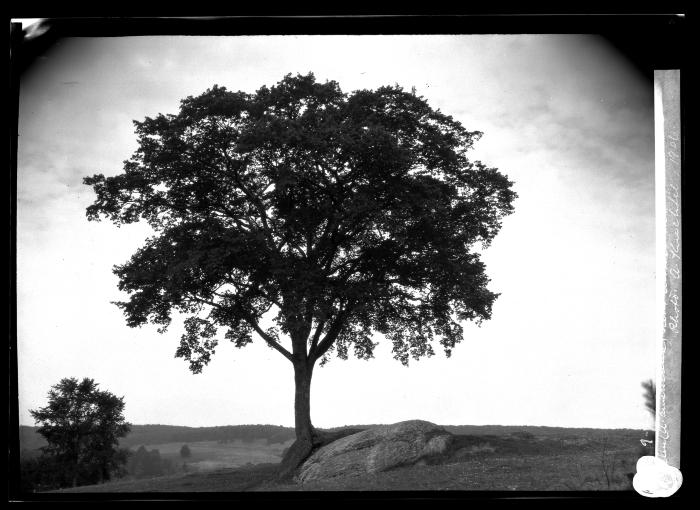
[240,313,294,362]
[185,292,293,362]
[308,318,327,356]
[309,302,354,362]
[220,277,284,310]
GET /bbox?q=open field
[42,427,650,492]
[142,439,294,472]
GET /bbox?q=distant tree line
[118,424,297,447]
[20,424,298,459]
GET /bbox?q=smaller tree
[128,446,156,478]
[180,444,191,458]
[29,378,131,488]
[635,378,656,464]
[641,379,656,418]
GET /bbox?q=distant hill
[119,424,296,447]
[18,424,296,457]
[441,424,646,437]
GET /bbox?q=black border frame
[8,12,691,503]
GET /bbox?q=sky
[16,33,656,430]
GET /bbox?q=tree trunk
[71,453,79,488]
[294,361,314,442]
[278,360,320,480]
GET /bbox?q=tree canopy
[29,377,130,488]
[84,73,516,372]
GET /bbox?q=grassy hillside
[132,439,293,473]
[33,426,652,493]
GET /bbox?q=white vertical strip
[653,74,666,458]
[635,70,682,498]
[654,70,682,471]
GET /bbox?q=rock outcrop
[298,420,453,483]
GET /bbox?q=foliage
[126,446,175,478]
[28,377,131,489]
[19,455,64,492]
[84,73,515,468]
[180,444,192,458]
[84,72,516,371]
[641,379,656,418]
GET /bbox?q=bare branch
[241,313,294,362]
[310,301,355,362]
[308,318,327,355]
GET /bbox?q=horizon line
[19,421,653,431]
